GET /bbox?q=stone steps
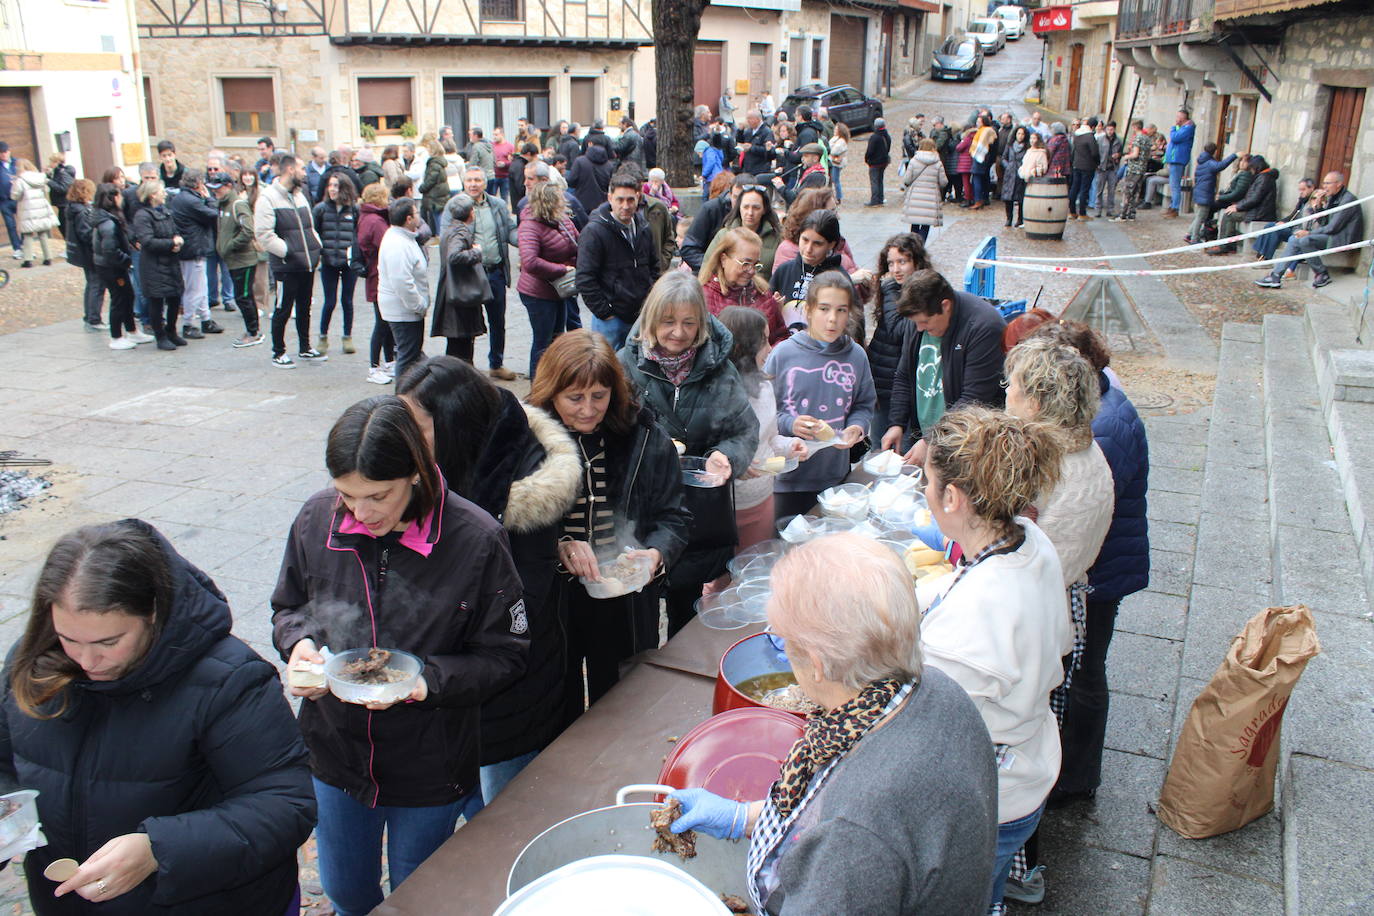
[1260,313,1374,915]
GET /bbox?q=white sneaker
[109,337,137,350]
[366,367,392,385]
[126,331,155,344]
[383,361,396,378]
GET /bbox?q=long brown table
[372,616,762,916]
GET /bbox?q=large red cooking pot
[713,632,806,719]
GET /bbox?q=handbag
[551,267,578,298]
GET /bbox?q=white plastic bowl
[817,483,870,520]
[861,450,907,477]
[0,790,41,860]
[680,456,726,488]
[325,648,423,705]
[581,553,655,599]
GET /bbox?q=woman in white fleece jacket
[377,198,430,386]
[916,407,1072,914]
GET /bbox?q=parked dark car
[930,35,985,81]
[778,84,885,133]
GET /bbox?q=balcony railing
[1117,0,1206,39]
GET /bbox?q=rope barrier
[973,239,1374,277]
[996,191,1374,262]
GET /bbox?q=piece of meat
[720,893,750,913]
[649,799,697,860]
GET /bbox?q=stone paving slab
[1288,755,1374,913]
[1148,855,1284,915]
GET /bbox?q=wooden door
[829,14,867,91]
[694,41,723,113]
[1214,94,1231,152]
[1067,43,1084,111]
[1319,86,1364,181]
[76,117,114,181]
[570,77,597,126]
[788,37,804,92]
[0,88,38,165]
[749,43,770,100]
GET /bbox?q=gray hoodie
[764,331,877,493]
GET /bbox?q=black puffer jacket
[89,208,132,274]
[869,277,913,417]
[312,200,360,269]
[64,201,93,269]
[168,188,219,260]
[575,203,660,324]
[568,144,615,215]
[1235,167,1280,223]
[272,487,527,807]
[0,520,316,916]
[131,204,184,299]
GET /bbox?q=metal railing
[1117,0,1206,39]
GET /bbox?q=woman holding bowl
[670,534,998,914]
[619,272,759,636]
[1,519,315,915]
[528,330,689,723]
[271,396,527,916]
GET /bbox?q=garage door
[829,15,867,93]
[0,88,38,165]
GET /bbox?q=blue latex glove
[668,788,747,840]
[911,516,948,552]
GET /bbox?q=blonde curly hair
[1004,336,1100,448]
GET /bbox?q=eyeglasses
[730,256,760,272]
[740,184,770,194]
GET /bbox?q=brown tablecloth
[371,616,763,916]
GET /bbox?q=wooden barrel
[1023,176,1069,241]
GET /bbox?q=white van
[994,5,1025,38]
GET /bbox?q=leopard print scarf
[770,677,904,819]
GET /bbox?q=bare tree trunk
[652,0,708,188]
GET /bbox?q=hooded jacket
[445,396,581,764]
[567,144,616,215]
[769,250,845,327]
[169,187,219,260]
[902,151,948,226]
[1165,121,1195,165]
[10,170,56,235]
[253,179,322,274]
[575,202,660,323]
[889,291,1006,437]
[517,210,579,301]
[865,127,892,167]
[0,520,315,916]
[418,156,451,215]
[357,201,390,303]
[1235,167,1280,223]
[63,201,93,270]
[1191,152,1237,207]
[1087,375,1150,600]
[764,329,878,493]
[89,208,133,273]
[215,188,258,270]
[272,486,528,807]
[132,204,185,299]
[1214,167,1254,208]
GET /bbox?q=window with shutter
[220,77,275,136]
[359,78,415,132]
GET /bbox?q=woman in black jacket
[90,183,150,351]
[272,396,526,916]
[868,233,930,437]
[1,519,315,916]
[64,179,104,331]
[313,174,361,354]
[769,209,848,331]
[45,153,76,240]
[528,330,690,726]
[397,356,581,802]
[131,180,186,349]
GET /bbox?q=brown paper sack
[1156,604,1321,839]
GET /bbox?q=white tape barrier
[973,238,1374,277]
[997,191,1374,263]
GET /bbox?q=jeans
[1268,233,1332,278]
[389,319,425,389]
[490,176,510,201]
[520,292,566,379]
[206,253,234,306]
[230,265,260,336]
[829,165,844,203]
[370,302,396,367]
[1254,223,1292,261]
[970,167,989,205]
[82,266,106,324]
[484,265,507,369]
[869,165,887,204]
[130,249,147,322]
[991,804,1045,909]
[590,313,631,350]
[480,750,539,804]
[1069,169,1094,216]
[271,271,315,356]
[565,296,582,331]
[98,269,136,339]
[312,777,481,916]
[1168,162,1186,210]
[180,258,210,327]
[319,263,358,337]
[1055,597,1120,796]
[0,199,19,251]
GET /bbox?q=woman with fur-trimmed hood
[397,356,582,804]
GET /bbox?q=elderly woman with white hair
[642,167,680,215]
[917,406,1073,914]
[671,533,998,915]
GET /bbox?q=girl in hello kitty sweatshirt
[765,270,877,520]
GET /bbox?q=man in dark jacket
[1253,176,1315,261]
[1209,155,1278,255]
[679,172,754,271]
[1069,117,1100,219]
[575,173,660,350]
[1256,171,1365,290]
[582,119,614,159]
[557,124,583,165]
[1186,143,1238,243]
[864,119,893,207]
[737,110,774,177]
[794,107,824,151]
[881,269,1007,460]
[567,143,615,216]
[254,154,325,366]
[169,170,226,339]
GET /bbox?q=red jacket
[357,201,389,303]
[517,210,580,300]
[956,132,974,174]
[702,276,788,344]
